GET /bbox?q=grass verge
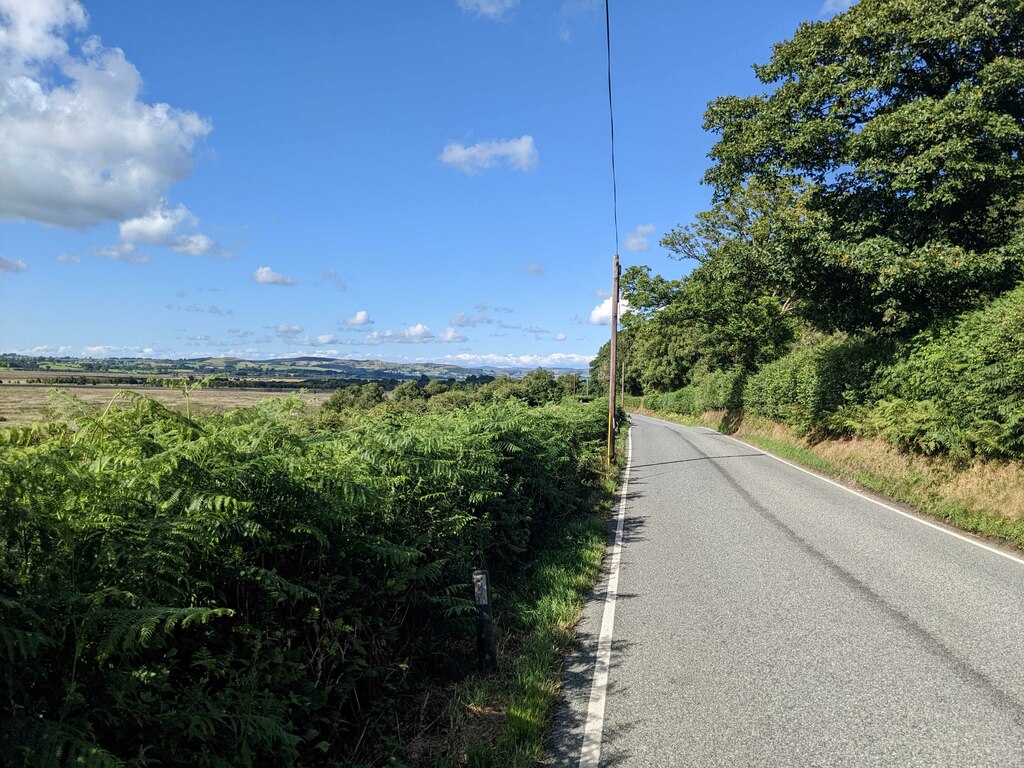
[633,407,1024,552]
[402,434,625,767]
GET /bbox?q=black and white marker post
[473,569,497,672]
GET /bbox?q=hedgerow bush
[690,367,746,412]
[645,388,694,414]
[643,286,1024,462]
[743,335,883,434]
[645,367,745,415]
[0,392,607,767]
[862,283,1024,457]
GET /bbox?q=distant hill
[0,354,588,381]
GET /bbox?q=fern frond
[0,718,123,768]
[93,606,234,662]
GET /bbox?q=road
[547,414,1024,767]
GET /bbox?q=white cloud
[55,253,80,263]
[439,135,538,175]
[624,223,656,252]
[450,312,492,327]
[437,327,468,343]
[119,201,196,243]
[443,352,593,368]
[593,288,610,298]
[360,324,434,345]
[554,332,567,342]
[171,233,215,256]
[526,325,548,334]
[280,330,339,347]
[820,0,856,15]
[93,242,149,264]
[322,270,347,291]
[183,304,230,315]
[10,344,75,355]
[118,200,219,256]
[458,0,518,20]
[220,347,261,356]
[358,333,388,346]
[524,263,544,275]
[588,295,632,325]
[251,266,296,286]
[344,309,372,326]
[81,344,157,357]
[404,323,433,341]
[0,254,28,274]
[0,1,211,228]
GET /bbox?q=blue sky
[0,0,851,369]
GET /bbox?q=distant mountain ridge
[0,354,588,381]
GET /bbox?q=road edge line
[637,414,1024,568]
[578,426,633,768]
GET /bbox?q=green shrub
[743,335,883,433]
[646,387,692,414]
[863,283,1024,457]
[0,393,607,767]
[644,367,745,415]
[691,366,746,412]
[665,387,697,413]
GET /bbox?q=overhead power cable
[604,0,619,255]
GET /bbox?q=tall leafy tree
[617,186,802,390]
[704,0,1024,332]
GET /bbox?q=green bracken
[0,389,612,767]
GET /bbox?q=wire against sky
[604,0,619,256]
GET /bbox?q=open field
[0,382,326,426]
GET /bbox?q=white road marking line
[643,415,1024,568]
[579,428,632,768]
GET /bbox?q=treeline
[594,0,1024,461]
[322,369,588,415]
[10,376,157,386]
[202,373,503,392]
[0,380,609,766]
[2,374,502,392]
[0,355,184,375]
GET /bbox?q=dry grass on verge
[809,433,1024,521]
[635,407,1024,547]
[713,412,1024,522]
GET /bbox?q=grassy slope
[633,408,1024,552]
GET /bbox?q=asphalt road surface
[547,414,1024,767]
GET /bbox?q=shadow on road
[539,467,649,765]
[542,630,641,767]
[630,452,765,470]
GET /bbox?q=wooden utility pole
[606,253,620,466]
[620,345,626,406]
